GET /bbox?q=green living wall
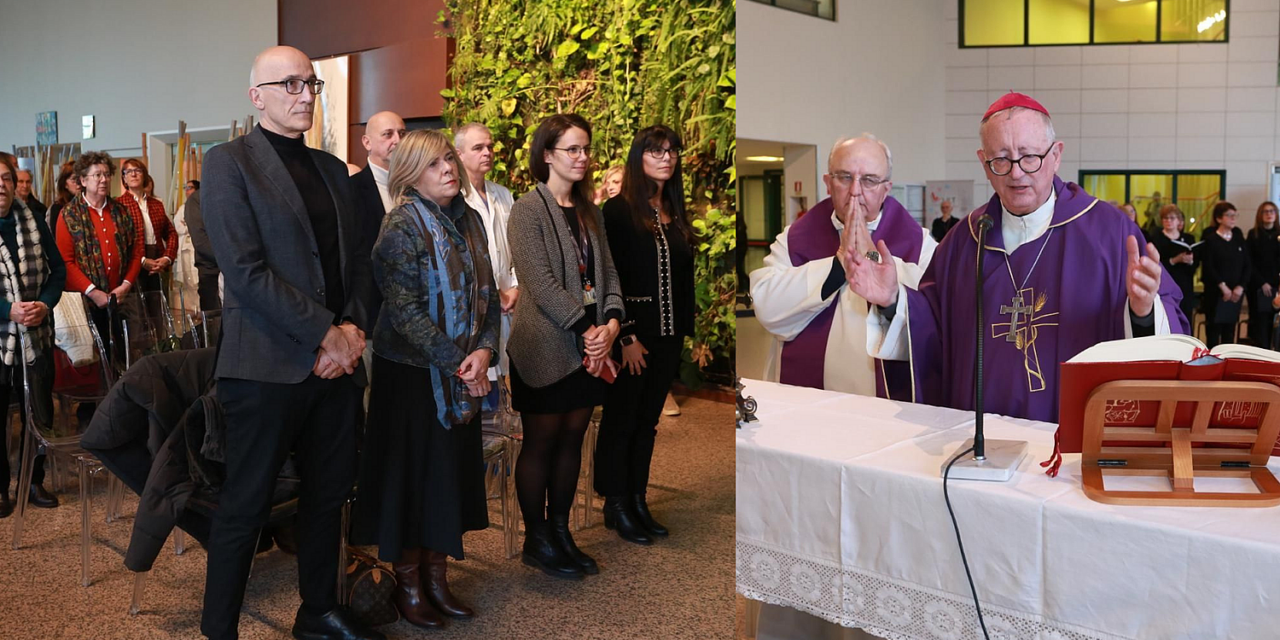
[439,0,736,387]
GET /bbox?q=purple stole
[901,177,1188,423]
[780,196,925,396]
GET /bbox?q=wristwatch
[620,335,637,347]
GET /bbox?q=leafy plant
[440,0,736,386]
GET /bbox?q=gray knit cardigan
[506,182,625,388]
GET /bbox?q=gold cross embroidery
[992,288,1060,393]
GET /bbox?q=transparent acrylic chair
[480,376,524,558]
[10,320,122,587]
[497,375,600,558]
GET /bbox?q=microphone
[973,214,993,460]
[943,212,1025,482]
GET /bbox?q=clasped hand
[143,256,173,274]
[313,322,365,379]
[8,301,47,327]
[583,319,620,378]
[457,348,492,398]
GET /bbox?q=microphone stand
[974,215,989,460]
[943,214,1028,482]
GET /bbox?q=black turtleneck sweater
[261,126,345,320]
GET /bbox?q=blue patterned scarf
[404,192,494,427]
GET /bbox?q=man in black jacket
[350,110,404,329]
[183,186,222,312]
[200,45,379,640]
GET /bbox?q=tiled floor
[0,396,734,640]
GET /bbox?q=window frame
[1078,168,1226,234]
[959,0,1231,48]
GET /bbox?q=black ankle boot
[0,489,11,519]
[602,496,653,546]
[521,523,584,579]
[632,494,668,537]
[550,515,598,575]
[28,484,58,509]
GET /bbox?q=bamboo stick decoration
[141,132,148,168]
[168,121,187,214]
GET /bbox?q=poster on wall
[35,111,57,146]
[925,180,973,227]
[306,56,349,161]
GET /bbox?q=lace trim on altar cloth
[736,540,1129,640]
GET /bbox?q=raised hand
[1125,235,1163,318]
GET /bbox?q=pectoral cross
[999,296,1033,342]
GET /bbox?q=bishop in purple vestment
[844,94,1188,423]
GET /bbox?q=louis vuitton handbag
[344,547,399,627]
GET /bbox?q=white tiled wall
[943,0,1280,228]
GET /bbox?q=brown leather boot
[392,563,444,628]
[423,551,474,618]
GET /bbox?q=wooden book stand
[1081,380,1280,507]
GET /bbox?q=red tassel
[1040,430,1063,477]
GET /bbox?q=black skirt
[350,354,489,561]
[509,357,607,414]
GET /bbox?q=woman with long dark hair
[507,114,624,579]
[1247,201,1280,349]
[46,163,80,231]
[594,125,695,544]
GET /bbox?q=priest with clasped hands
[750,135,936,399]
[844,93,1188,423]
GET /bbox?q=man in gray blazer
[200,45,380,640]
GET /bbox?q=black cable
[943,445,990,640]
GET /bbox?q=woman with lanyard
[352,129,498,628]
[594,125,695,545]
[507,114,624,579]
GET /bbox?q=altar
[736,380,1280,639]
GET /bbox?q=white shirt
[749,207,936,395]
[369,161,393,213]
[463,179,518,291]
[463,178,517,380]
[1002,190,1054,254]
[135,194,157,245]
[868,192,1170,362]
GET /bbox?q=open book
[1054,335,1280,469]
[1068,334,1280,365]
[1165,238,1204,253]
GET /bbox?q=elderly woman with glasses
[55,152,142,361]
[0,155,67,516]
[351,129,498,629]
[117,159,178,305]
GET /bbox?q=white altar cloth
[736,380,1280,640]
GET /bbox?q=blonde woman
[594,165,624,205]
[351,129,499,629]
